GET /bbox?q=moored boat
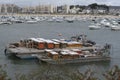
[88,24,101,30]
[111,25,120,31]
[26,20,38,24]
[4,35,111,63]
[39,56,111,64]
[36,44,111,64]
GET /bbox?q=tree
[0,65,11,80]
[103,65,120,80]
[88,3,98,9]
[98,4,109,14]
[88,3,98,14]
[69,69,98,80]
[79,6,86,12]
[75,5,80,8]
[70,5,74,9]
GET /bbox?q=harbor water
[0,20,120,79]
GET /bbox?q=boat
[0,21,12,25]
[100,19,111,27]
[12,19,24,23]
[55,18,64,23]
[88,23,101,30]
[36,44,111,64]
[4,35,111,64]
[26,20,38,24]
[111,25,120,31]
[65,17,74,23]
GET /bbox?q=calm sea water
[0,20,120,79]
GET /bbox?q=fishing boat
[4,35,111,63]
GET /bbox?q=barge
[4,35,111,64]
[36,47,111,64]
[38,56,111,64]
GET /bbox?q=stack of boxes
[60,50,70,59]
[29,38,45,49]
[60,49,79,59]
[27,38,83,50]
[71,49,82,54]
[67,41,82,48]
[45,49,59,60]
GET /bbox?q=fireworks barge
[4,35,111,64]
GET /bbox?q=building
[0,4,21,14]
[21,4,54,14]
[56,5,69,14]
[109,6,120,15]
[0,3,120,15]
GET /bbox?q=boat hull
[111,27,120,31]
[4,47,43,59]
[39,57,111,64]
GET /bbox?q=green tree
[79,6,86,12]
[0,65,11,80]
[103,65,120,80]
[70,5,74,9]
[88,3,98,14]
[98,4,109,14]
[69,69,98,80]
[88,3,109,14]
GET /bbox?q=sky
[0,0,120,6]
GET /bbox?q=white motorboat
[100,19,111,27]
[111,25,120,31]
[26,20,38,24]
[88,23,101,30]
[0,21,12,25]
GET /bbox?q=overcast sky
[0,0,120,6]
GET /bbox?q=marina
[0,0,120,79]
[0,14,120,32]
[0,14,120,79]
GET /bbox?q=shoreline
[0,14,120,18]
